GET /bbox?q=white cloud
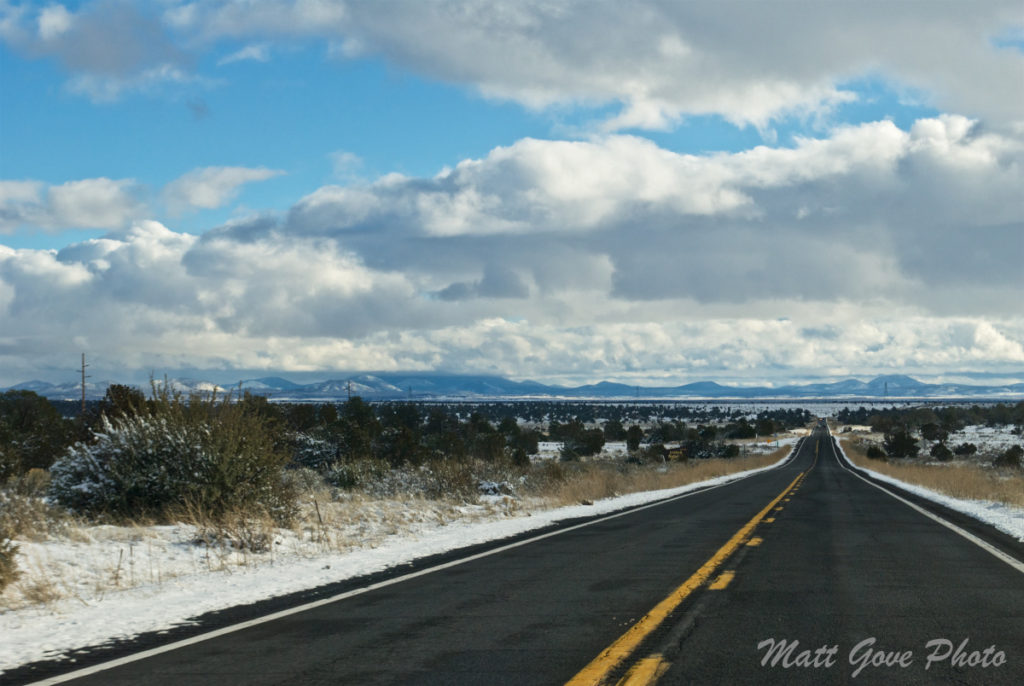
[5,1,1020,129]
[1,115,1021,384]
[329,150,362,180]
[37,3,72,41]
[163,166,284,213]
[65,63,220,102]
[0,177,144,232]
[217,43,270,66]
[159,0,1024,131]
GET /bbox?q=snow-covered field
[952,425,1023,454]
[837,423,1021,458]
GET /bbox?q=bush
[866,446,887,459]
[953,442,978,456]
[288,430,339,471]
[0,524,17,592]
[719,443,741,458]
[883,430,920,458]
[325,459,389,490]
[930,443,953,461]
[993,445,1023,470]
[49,385,296,524]
[0,390,73,480]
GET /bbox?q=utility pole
[80,353,91,415]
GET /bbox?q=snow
[1,456,789,673]
[833,439,1024,543]
[953,425,1022,454]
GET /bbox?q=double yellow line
[566,468,809,686]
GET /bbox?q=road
[13,426,1024,685]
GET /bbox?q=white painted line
[26,446,800,685]
[827,431,1024,575]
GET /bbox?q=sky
[1,0,1023,388]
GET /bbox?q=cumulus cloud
[154,0,1023,131]
[162,166,284,213]
[277,117,1022,311]
[0,177,144,232]
[4,1,1020,130]
[1,115,1022,385]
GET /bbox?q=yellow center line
[614,654,671,686]
[708,571,735,590]
[565,470,804,686]
[746,537,763,547]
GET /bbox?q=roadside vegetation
[1,384,807,597]
[835,402,1024,508]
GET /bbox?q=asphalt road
[13,426,1024,685]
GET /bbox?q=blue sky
[1,1,1022,386]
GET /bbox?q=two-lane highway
[13,426,1024,685]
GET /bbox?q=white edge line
[26,443,802,685]
[827,429,1024,575]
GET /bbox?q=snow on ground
[1,456,790,673]
[737,435,803,454]
[952,425,1022,454]
[535,441,563,459]
[833,440,1024,543]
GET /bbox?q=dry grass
[12,561,64,605]
[532,446,791,507]
[840,437,1024,508]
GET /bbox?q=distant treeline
[836,402,1024,434]
[3,388,814,481]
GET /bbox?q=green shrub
[49,385,296,524]
[0,390,73,480]
[866,446,887,459]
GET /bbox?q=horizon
[2,1,1022,385]
[7,368,1024,399]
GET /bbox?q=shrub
[325,459,390,490]
[930,442,953,461]
[883,430,920,458]
[993,445,1023,470]
[0,390,73,479]
[0,523,17,592]
[288,430,339,471]
[49,386,296,524]
[953,442,978,456]
[866,446,887,459]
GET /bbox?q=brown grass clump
[841,438,1024,508]
[1,470,76,593]
[530,446,790,507]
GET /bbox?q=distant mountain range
[5,373,1024,401]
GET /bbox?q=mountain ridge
[5,372,1024,401]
